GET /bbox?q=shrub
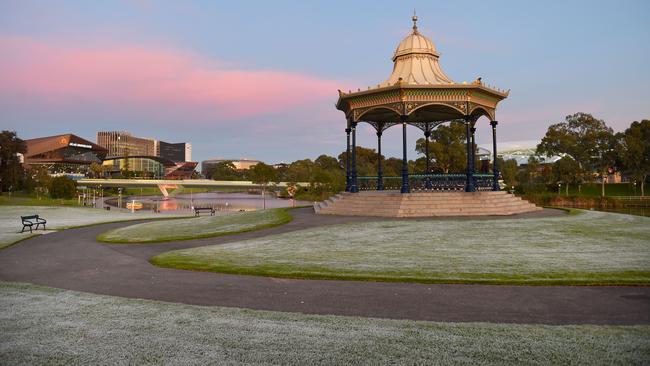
[49,176,76,199]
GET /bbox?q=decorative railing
[356,173,494,191]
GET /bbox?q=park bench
[194,207,215,217]
[20,215,47,233]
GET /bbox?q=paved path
[0,208,648,325]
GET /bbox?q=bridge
[77,179,309,198]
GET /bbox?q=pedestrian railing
[356,173,495,191]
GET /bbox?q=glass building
[102,156,172,179]
[96,131,158,157]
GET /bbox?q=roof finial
[412,9,418,33]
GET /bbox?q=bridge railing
[77,179,309,188]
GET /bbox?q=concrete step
[316,191,540,217]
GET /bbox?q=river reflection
[106,192,311,213]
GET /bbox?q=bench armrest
[36,218,47,223]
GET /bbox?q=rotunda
[336,14,509,193]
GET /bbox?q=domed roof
[382,15,453,86]
[392,27,438,61]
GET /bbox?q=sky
[1,0,649,164]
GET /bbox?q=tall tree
[337,146,381,176]
[313,155,345,195]
[554,156,581,195]
[498,158,519,189]
[314,155,341,171]
[249,162,278,209]
[0,131,27,193]
[593,129,619,197]
[209,161,241,181]
[518,157,545,193]
[618,120,650,196]
[537,113,616,197]
[415,122,467,173]
[287,159,316,182]
[383,157,403,177]
[33,166,51,199]
[89,162,104,178]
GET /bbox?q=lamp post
[557,182,561,195]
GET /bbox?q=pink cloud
[0,36,343,119]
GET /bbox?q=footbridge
[77,179,308,198]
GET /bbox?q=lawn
[97,208,292,243]
[565,183,640,197]
[0,206,188,249]
[0,193,78,206]
[152,210,650,285]
[0,282,648,365]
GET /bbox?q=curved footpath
[0,208,648,325]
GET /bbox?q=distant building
[185,143,192,162]
[23,134,107,175]
[158,142,191,163]
[97,131,157,157]
[102,156,197,179]
[97,131,192,163]
[201,158,261,175]
[159,141,186,162]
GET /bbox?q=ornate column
[377,129,384,190]
[465,117,475,192]
[424,124,432,190]
[350,122,359,193]
[490,120,500,191]
[470,125,477,173]
[345,127,351,192]
[401,116,410,193]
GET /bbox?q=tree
[498,158,519,189]
[592,129,619,197]
[310,166,344,200]
[554,156,581,195]
[618,120,650,196]
[0,131,27,193]
[518,157,546,193]
[383,157,403,177]
[209,161,241,181]
[21,172,35,194]
[313,155,345,197]
[49,176,76,199]
[286,159,316,182]
[337,146,380,176]
[537,113,616,197]
[315,155,341,171]
[89,162,104,178]
[415,122,467,173]
[33,166,51,199]
[249,162,278,209]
